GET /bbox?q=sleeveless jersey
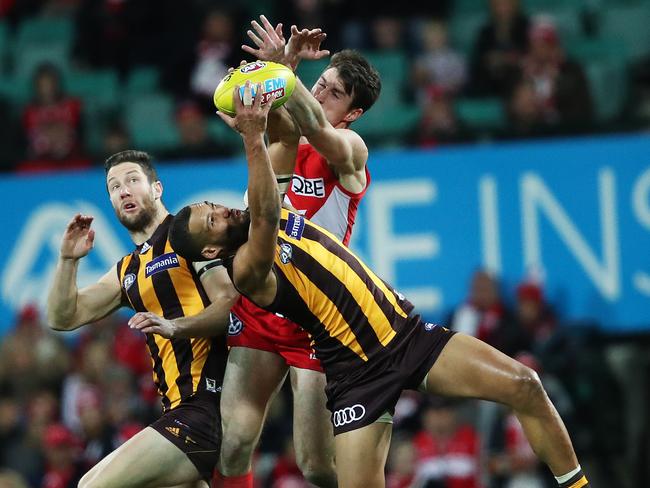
[263,209,417,377]
[284,143,370,245]
[116,215,228,411]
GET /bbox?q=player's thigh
[80,427,201,488]
[424,333,533,402]
[335,422,392,488]
[289,367,334,463]
[221,347,289,436]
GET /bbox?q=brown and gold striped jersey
[116,215,227,411]
[265,209,417,377]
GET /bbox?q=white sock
[555,465,582,484]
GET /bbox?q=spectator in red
[268,439,309,488]
[20,63,88,172]
[513,281,557,353]
[519,16,593,131]
[469,0,530,96]
[41,423,83,488]
[412,398,482,488]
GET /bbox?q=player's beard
[223,211,250,254]
[116,196,157,232]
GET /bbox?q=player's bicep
[75,266,123,326]
[305,126,361,175]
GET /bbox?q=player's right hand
[232,81,273,136]
[60,214,95,260]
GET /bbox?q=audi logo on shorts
[332,404,366,427]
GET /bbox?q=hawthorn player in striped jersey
[170,83,590,488]
[212,17,380,487]
[47,150,238,488]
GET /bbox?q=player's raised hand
[129,312,177,338]
[60,214,95,260]
[286,25,329,69]
[242,15,286,64]
[232,81,273,136]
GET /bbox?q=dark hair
[327,49,381,113]
[169,206,207,262]
[104,150,158,184]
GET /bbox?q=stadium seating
[125,93,180,151]
[599,4,650,62]
[125,66,160,95]
[455,97,506,132]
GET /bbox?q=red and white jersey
[284,143,370,245]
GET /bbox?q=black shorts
[324,317,455,435]
[151,390,221,481]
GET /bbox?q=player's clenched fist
[60,213,95,260]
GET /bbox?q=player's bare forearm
[284,78,325,135]
[47,257,81,330]
[129,297,236,338]
[244,133,280,227]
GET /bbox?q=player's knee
[220,426,257,468]
[295,453,336,487]
[507,364,546,409]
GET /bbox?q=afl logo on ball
[123,273,136,291]
[228,313,243,336]
[332,404,366,427]
[241,61,266,73]
[280,243,293,264]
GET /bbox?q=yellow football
[213,61,296,116]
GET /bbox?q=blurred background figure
[411,398,482,488]
[40,423,83,488]
[469,0,529,97]
[519,15,593,133]
[386,435,417,488]
[413,20,467,103]
[20,63,88,172]
[449,270,522,357]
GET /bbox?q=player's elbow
[46,307,77,331]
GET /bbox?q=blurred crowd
[0,0,649,171]
[0,269,646,488]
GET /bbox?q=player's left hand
[285,25,329,69]
[129,311,177,338]
[242,15,286,64]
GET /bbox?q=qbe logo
[332,404,366,427]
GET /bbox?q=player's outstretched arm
[285,77,367,177]
[128,266,239,338]
[230,83,279,306]
[47,214,122,330]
